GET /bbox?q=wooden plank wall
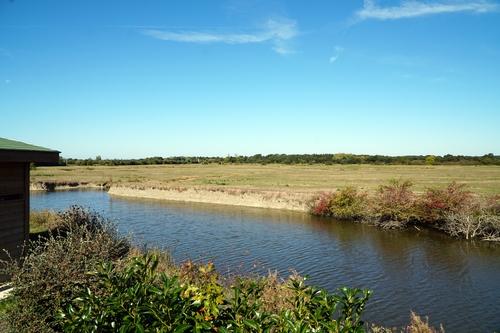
[0,162,28,262]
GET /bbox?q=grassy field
[31,164,500,195]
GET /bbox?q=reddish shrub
[418,182,476,222]
[308,188,368,219]
[308,192,333,216]
[484,194,500,215]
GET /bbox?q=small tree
[425,155,436,165]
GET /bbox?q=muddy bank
[30,181,109,192]
[30,182,309,211]
[108,186,309,212]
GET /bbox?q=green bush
[58,253,372,332]
[1,206,130,333]
[329,187,368,220]
[372,180,417,227]
[308,187,368,220]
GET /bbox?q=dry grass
[31,164,500,195]
[29,210,60,233]
[370,312,444,333]
[405,312,445,333]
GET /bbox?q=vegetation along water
[9,190,499,332]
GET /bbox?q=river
[31,190,500,332]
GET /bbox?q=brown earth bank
[29,181,310,211]
[30,181,110,192]
[108,185,309,211]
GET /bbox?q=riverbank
[29,164,500,241]
[30,181,109,192]
[29,180,311,211]
[108,185,309,211]
[30,179,500,242]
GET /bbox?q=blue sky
[1,0,499,158]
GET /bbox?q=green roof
[0,137,58,152]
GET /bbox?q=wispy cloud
[143,18,298,54]
[329,46,344,64]
[357,0,499,20]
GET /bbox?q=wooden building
[0,138,59,263]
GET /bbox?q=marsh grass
[30,210,60,234]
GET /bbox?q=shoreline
[108,186,309,212]
[29,182,310,212]
[28,181,500,242]
[30,181,109,192]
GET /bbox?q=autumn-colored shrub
[418,182,475,222]
[308,181,499,241]
[372,180,417,226]
[308,192,333,216]
[484,194,500,215]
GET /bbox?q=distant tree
[425,155,436,165]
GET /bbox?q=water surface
[31,190,500,332]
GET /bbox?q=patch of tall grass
[30,210,60,233]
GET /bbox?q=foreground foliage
[1,206,130,333]
[58,254,371,332]
[309,181,500,241]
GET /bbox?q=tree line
[58,153,500,166]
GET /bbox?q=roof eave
[0,150,60,164]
